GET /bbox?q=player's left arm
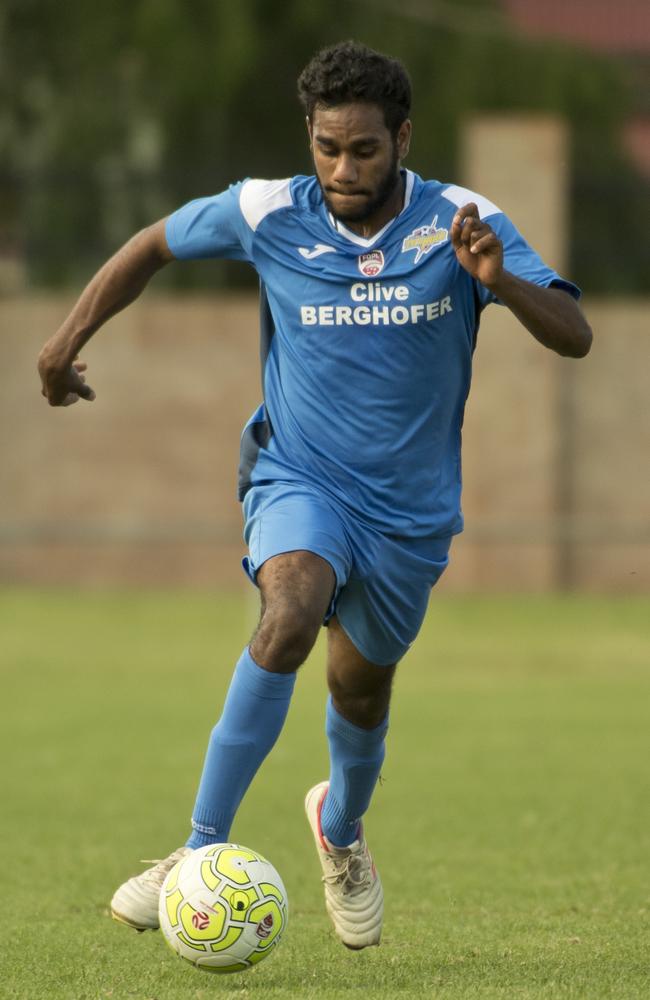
[451,203,593,358]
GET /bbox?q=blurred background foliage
[1,0,648,291]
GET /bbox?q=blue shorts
[241,482,451,666]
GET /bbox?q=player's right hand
[38,351,96,407]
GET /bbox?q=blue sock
[186,647,296,849]
[320,695,388,848]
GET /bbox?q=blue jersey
[166,170,579,538]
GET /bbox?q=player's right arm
[38,219,174,406]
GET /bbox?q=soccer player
[38,41,592,950]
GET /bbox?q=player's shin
[320,695,388,847]
[186,647,296,848]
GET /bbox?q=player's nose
[331,153,358,185]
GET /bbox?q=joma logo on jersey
[298,243,337,260]
[358,250,385,277]
[401,215,448,263]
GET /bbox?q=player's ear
[305,115,313,148]
[397,119,412,161]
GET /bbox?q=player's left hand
[450,203,504,289]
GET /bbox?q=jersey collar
[326,169,415,248]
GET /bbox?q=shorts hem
[333,608,405,667]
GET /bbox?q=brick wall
[1,293,647,591]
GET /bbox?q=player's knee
[251,602,322,672]
[329,676,392,730]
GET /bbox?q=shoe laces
[138,848,190,887]
[322,844,372,895]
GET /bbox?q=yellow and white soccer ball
[159,843,288,973]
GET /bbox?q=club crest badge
[401,215,449,263]
[358,250,385,277]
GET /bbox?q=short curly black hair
[297,41,411,136]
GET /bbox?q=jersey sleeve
[165,182,253,262]
[476,212,581,308]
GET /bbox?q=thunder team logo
[401,215,449,263]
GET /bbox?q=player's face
[308,103,411,234]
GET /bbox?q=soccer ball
[159,843,289,973]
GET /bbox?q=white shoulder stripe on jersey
[441,184,501,219]
[240,178,293,232]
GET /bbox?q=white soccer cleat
[110,846,193,931]
[305,781,383,949]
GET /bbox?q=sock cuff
[236,646,297,700]
[320,791,361,846]
[189,804,234,843]
[326,695,388,749]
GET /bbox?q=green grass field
[1,590,648,1000]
